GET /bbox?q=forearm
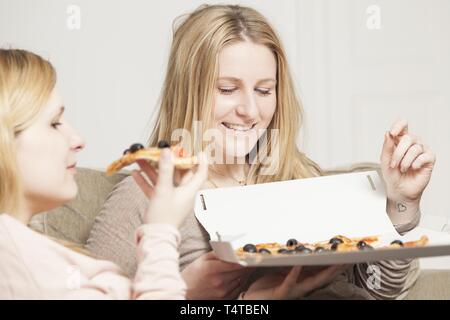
[132,224,187,300]
[352,259,420,300]
[386,198,421,235]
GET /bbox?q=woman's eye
[218,87,236,95]
[51,122,62,129]
[256,88,272,96]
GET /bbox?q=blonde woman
[87,4,436,300]
[0,49,211,299]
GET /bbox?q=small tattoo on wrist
[397,202,407,213]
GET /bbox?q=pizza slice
[106,141,198,176]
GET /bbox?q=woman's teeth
[222,122,255,131]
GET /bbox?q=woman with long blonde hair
[87,4,436,299]
[0,49,212,299]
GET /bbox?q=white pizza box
[194,171,450,266]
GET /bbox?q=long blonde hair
[148,4,323,184]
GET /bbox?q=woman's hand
[380,120,436,221]
[182,251,254,300]
[242,265,348,300]
[131,148,208,228]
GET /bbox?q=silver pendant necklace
[208,167,248,188]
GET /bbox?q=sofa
[29,166,450,299]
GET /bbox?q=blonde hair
[0,49,56,215]
[148,4,323,184]
[0,49,91,256]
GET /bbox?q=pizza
[106,141,198,176]
[236,235,429,257]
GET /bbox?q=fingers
[390,134,421,169]
[135,159,158,185]
[380,131,396,167]
[202,250,219,261]
[208,259,246,273]
[180,170,194,186]
[389,119,409,137]
[131,170,155,198]
[228,280,246,299]
[276,266,302,299]
[399,143,424,173]
[221,269,250,283]
[174,168,190,186]
[297,264,346,297]
[411,148,436,170]
[185,152,209,191]
[156,148,174,190]
[202,251,245,272]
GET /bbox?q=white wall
[1,0,449,228]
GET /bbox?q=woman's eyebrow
[217,77,242,84]
[218,77,277,85]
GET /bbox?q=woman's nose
[70,129,85,152]
[73,135,85,152]
[236,91,259,119]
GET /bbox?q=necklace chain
[208,167,248,188]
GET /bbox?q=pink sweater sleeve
[62,223,186,300]
[0,215,186,299]
[131,224,187,300]
[61,223,187,300]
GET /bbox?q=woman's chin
[222,146,254,162]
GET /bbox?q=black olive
[329,237,344,246]
[258,248,271,254]
[314,246,327,253]
[391,240,404,247]
[129,143,144,153]
[157,140,171,148]
[277,248,288,254]
[123,149,130,155]
[295,246,312,254]
[243,244,257,253]
[331,243,340,251]
[357,241,368,250]
[356,241,373,251]
[286,239,298,247]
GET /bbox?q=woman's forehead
[42,89,64,117]
[218,42,276,79]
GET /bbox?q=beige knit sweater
[86,176,420,300]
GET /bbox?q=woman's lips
[220,122,257,133]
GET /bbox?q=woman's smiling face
[213,41,277,160]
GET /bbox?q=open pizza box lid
[194,171,450,267]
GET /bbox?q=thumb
[276,266,302,299]
[380,131,395,168]
[187,152,209,191]
[157,148,174,189]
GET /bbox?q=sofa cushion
[405,269,450,299]
[29,168,129,245]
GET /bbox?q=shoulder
[0,215,42,298]
[104,175,149,215]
